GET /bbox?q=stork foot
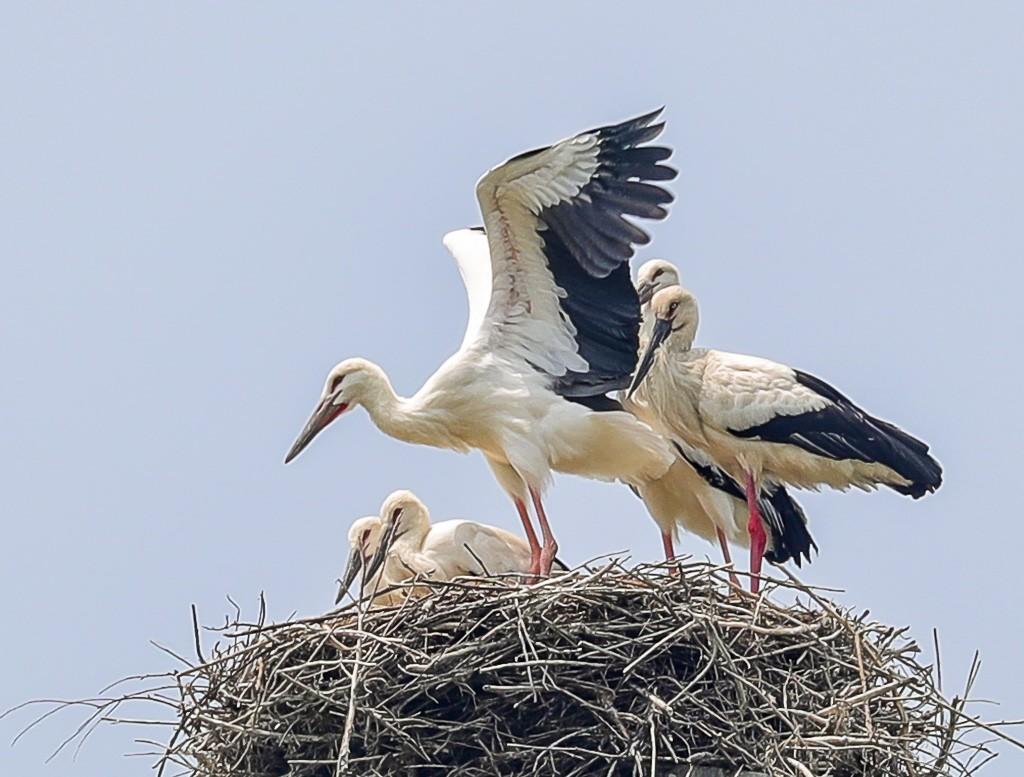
[514,497,543,583]
[530,487,559,578]
[539,543,558,577]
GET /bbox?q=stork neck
[360,374,459,450]
[666,327,696,354]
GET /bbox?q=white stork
[285,110,678,576]
[629,285,942,592]
[629,260,817,583]
[363,490,554,590]
[635,258,681,310]
[335,515,404,606]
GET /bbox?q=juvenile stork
[635,258,681,309]
[629,285,942,592]
[629,260,816,582]
[335,516,403,606]
[286,110,677,576]
[635,258,681,353]
[363,490,552,590]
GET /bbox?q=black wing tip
[889,462,943,498]
[741,370,943,498]
[597,107,666,135]
[594,108,669,152]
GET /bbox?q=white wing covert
[698,352,828,434]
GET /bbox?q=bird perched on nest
[626,261,816,582]
[626,430,817,585]
[629,284,942,592]
[335,516,405,607]
[361,490,554,596]
[285,109,678,577]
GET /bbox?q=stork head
[335,515,384,604]
[635,259,680,306]
[363,489,430,583]
[628,286,699,398]
[284,358,387,463]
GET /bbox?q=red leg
[745,473,767,594]
[514,497,542,578]
[529,487,559,576]
[662,531,682,577]
[717,528,742,590]
[661,531,676,561]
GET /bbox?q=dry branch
[16,561,1014,776]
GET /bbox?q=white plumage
[625,272,816,583]
[334,516,404,607]
[286,110,679,576]
[443,228,492,350]
[635,258,681,310]
[629,285,941,591]
[363,490,540,594]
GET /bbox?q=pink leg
[514,497,542,578]
[745,473,767,594]
[661,532,676,561]
[716,528,742,590]
[529,487,559,576]
[662,531,681,577]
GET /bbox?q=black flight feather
[730,369,942,499]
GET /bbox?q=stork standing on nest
[627,260,817,580]
[363,490,552,591]
[285,110,678,577]
[629,285,942,592]
[627,425,817,584]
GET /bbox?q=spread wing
[472,109,677,398]
[442,227,492,350]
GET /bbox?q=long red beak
[284,398,349,463]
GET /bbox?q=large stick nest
[68,562,1006,775]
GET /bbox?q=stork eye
[329,374,345,393]
[361,529,370,543]
[652,268,664,279]
[391,507,402,522]
[669,302,679,314]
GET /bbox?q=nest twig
[10,561,1018,776]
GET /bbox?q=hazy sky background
[2,3,1022,774]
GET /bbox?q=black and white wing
[701,352,942,498]
[473,109,676,398]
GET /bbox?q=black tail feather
[760,484,817,567]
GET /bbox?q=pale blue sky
[2,3,1022,774]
